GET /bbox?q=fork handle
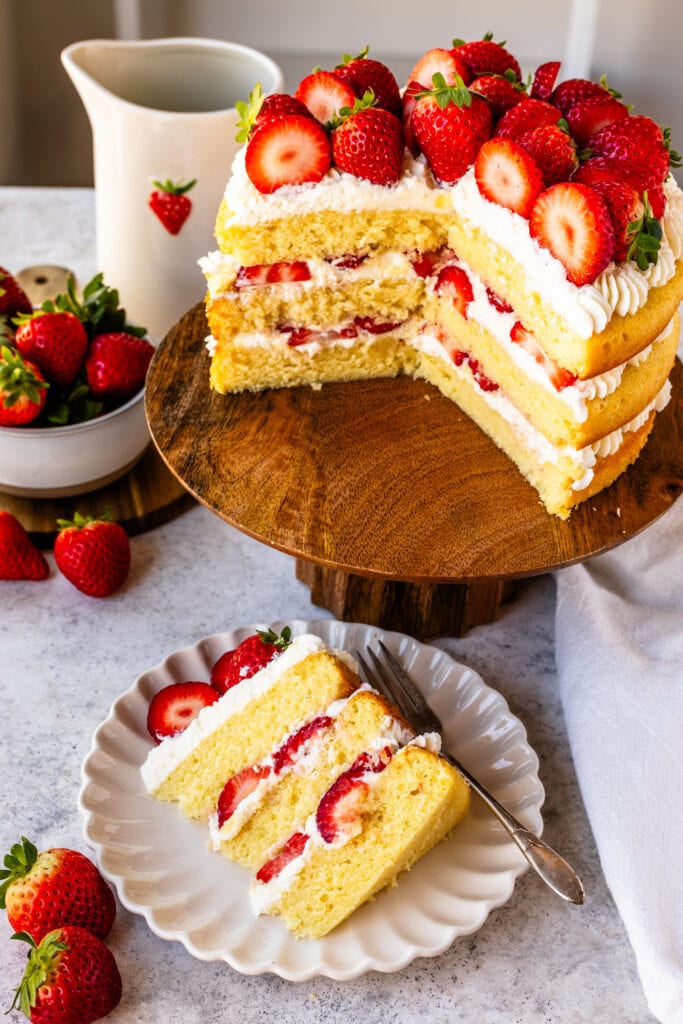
[443,752,585,905]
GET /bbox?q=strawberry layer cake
[141,627,470,938]
[201,37,683,518]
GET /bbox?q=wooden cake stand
[145,304,683,639]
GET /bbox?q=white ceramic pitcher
[62,37,283,340]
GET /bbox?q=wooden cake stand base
[145,305,683,639]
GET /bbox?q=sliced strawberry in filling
[435,264,474,318]
[316,747,392,845]
[272,715,334,774]
[235,261,311,288]
[255,831,310,885]
[353,316,403,334]
[485,286,514,313]
[217,763,272,828]
[324,254,368,270]
[510,321,578,390]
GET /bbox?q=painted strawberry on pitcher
[148,178,197,234]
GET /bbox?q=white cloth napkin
[554,495,683,1024]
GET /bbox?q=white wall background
[2,0,682,185]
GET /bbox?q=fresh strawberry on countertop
[147,680,220,743]
[451,32,522,81]
[54,510,130,598]
[0,836,116,941]
[529,181,615,286]
[0,511,49,581]
[148,178,196,235]
[8,926,122,1024]
[244,114,332,193]
[295,69,357,125]
[411,73,493,184]
[14,310,88,390]
[0,267,32,321]
[334,46,402,117]
[474,137,544,217]
[0,346,48,425]
[330,92,405,186]
[210,626,292,694]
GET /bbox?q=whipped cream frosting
[449,172,683,339]
[141,633,354,793]
[414,327,672,488]
[222,148,451,226]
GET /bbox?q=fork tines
[355,642,442,737]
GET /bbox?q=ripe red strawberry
[647,182,667,220]
[235,83,312,143]
[407,47,471,88]
[245,114,332,193]
[235,261,311,288]
[495,97,562,139]
[217,764,272,827]
[564,94,629,147]
[334,47,402,117]
[550,77,611,115]
[486,286,514,313]
[353,316,402,334]
[411,74,492,184]
[452,33,522,81]
[272,715,334,774]
[474,137,544,217]
[0,267,32,320]
[148,178,196,235]
[589,180,662,267]
[516,124,578,185]
[316,748,391,844]
[587,115,672,189]
[54,510,130,598]
[210,626,292,694]
[255,831,309,885]
[530,61,561,101]
[9,926,122,1024]
[84,331,154,403]
[572,154,648,191]
[295,69,356,125]
[147,680,220,743]
[510,321,578,390]
[0,511,48,581]
[331,95,405,185]
[402,80,422,155]
[434,264,474,317]
[0,346,48,425]
[529,181,615,285]
[470,72,526,119]
[14,310,87,390]
[0,837,116,940]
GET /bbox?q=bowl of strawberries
[0,267,155,497]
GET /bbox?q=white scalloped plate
[78,619,544,980]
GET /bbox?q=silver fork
[355,641,585,905]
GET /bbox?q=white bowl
[0,388,150,497]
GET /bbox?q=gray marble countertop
[0,187,656,1023]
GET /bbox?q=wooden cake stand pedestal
[146,305,683,639]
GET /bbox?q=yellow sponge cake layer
[141,637,359,822]
[448,172,683,378]
[251,743,470,940]
[212,689,414,870]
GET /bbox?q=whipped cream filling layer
[449,171,683,339]
[141,634,355,793]
[250,732,442,915]
[222,149,451,226]
[415,328,672,489]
